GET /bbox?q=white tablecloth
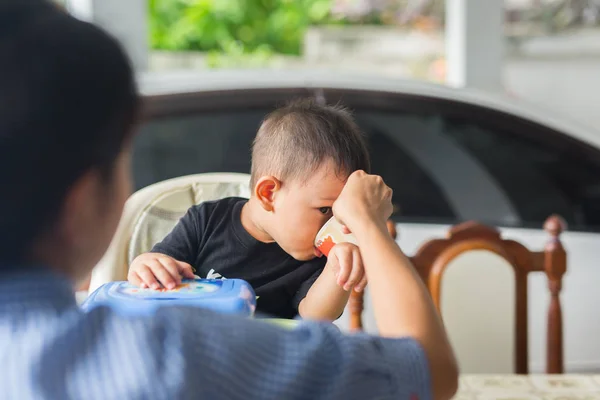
[456,374,600,399]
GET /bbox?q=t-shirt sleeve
[292,258,326,311]
[123,310,433,400]
[75,305,431,399]
[151,205,205,266]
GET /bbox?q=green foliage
[149,0,335,56]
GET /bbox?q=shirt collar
[0,267,76,311]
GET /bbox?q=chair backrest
[88,173,251,293]
[348,215,567,374]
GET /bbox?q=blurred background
[63,0,600,376]
[57,0,600,125]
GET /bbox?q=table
[456,374,600,399]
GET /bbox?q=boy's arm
[128,205,207,289]
[298,243,365,321]
[333,171,459,400]
[297,262,350,321]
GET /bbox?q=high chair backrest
[88,173,251,293]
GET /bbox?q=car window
[134,90,600,231]
[133,111,263,189]
[356,109,600,229]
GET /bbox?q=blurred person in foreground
[0,1,458,399]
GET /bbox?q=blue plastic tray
[81,278,256,317]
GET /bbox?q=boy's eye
[319,207,332,215]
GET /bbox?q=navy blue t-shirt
[152,197,326,318]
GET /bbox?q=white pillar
[445,0,504,92]
[66,0,148,71]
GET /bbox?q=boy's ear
[254,176,281,212]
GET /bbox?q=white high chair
[88,173,251,293]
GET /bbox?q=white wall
[335,223,600,373]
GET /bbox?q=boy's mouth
[314,247,323,258]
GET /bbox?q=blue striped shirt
[0,270,431,399]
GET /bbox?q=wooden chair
[348,215,567,374]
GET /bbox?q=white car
[136,69,600,373]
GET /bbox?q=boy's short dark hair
[250,99,370,187]
[0,1,139,263]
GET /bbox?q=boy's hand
[326,243,367,292]
[333,171,393,234]
[128,252,195,290]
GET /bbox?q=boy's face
[267,161,347,261]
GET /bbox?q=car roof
[139,69,600,150]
